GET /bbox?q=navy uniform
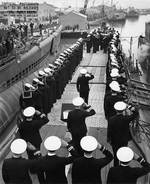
[72,136,113,184]
[32,78,43,112]
[104,81,125,120]
[34,136,77,184]
[2,139,33,184]
[67,97,96,156]
[77,68,94,104]
[18,107,49,159]
[107,147,150,184]
[19,83,34,110]
[108,102,139,166]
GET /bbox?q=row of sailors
[19,38,83,114]
[104,30,139,166]
[2,133,150,184]
[85,26,119,54]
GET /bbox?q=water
[108,15,150,59]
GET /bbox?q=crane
[79,0,89,14]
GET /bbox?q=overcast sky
[0,0,150,9]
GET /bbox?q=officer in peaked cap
[107,101,139,166]
[72,136,113,184]
[34,136,77,184]
[2,139,33,184]
[19,83,35,110]
[107,147,150,184]
[67,97,96,156]
[77,68,94,104]
[18,106,49,159]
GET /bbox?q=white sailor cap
[10,139,27,154]
[38,70,46,76]
[80,68,87,75]
[72,97,84,106]
[80,136,98,152]
[24,83,31,88]
[117,147,134,162]
[110,68,120,78]
[23,107,35,117]
[114,101,127,111]
[109,81,120,92]
[33,78,44,85]
[44,136,61,151]
[44,67,50,73]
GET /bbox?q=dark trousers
[79,90,89,104]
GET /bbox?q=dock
[0,48,150,184]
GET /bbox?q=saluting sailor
[67,97,96,156]
[34,136,77,184]
[18,106,49,159]
[77,68,94,104]
[107,101,139,166]
[72,136,113,184]
[107,147,150,184]
[2,139,33,184]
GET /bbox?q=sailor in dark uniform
[19,83,35,110]
[107,147,150,184]
[104,81,125,120]
[37,70,50,115]
[32,78,43,112]
[18,106,49,159]
[108,101,139,166]
[72,136,113,184]
[67,97,96,156]
[2,139,33,184]
[77,68,94,104]
[34,136,77,184]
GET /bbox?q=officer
[67,97,96,156]
[18,106,49,159]
[77,68,94,104]
[19,83,35,110]
[107,101,139,166]
[2,139,33,184]
[86,34,92,53]
[107,147,150,184]
[72,136,113,184]
[34,136,77,184]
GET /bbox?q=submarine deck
[0,48,149,184]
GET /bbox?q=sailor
[2,139,33,184]
[72,136,113,184]
[18,106,49,159]
[32,78,43,112]
[37,70,50,115]
[44,67,57,106]
[107,101,139,166]
[34,136,77,184]
[77,68,94,104]
[107,147,150,184]
[86,34,92,53]
[30,21,34,36]
[104,80,125,120]
[67,97,96,156]
[19,83,34,110]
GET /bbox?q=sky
[0,0,150,9]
